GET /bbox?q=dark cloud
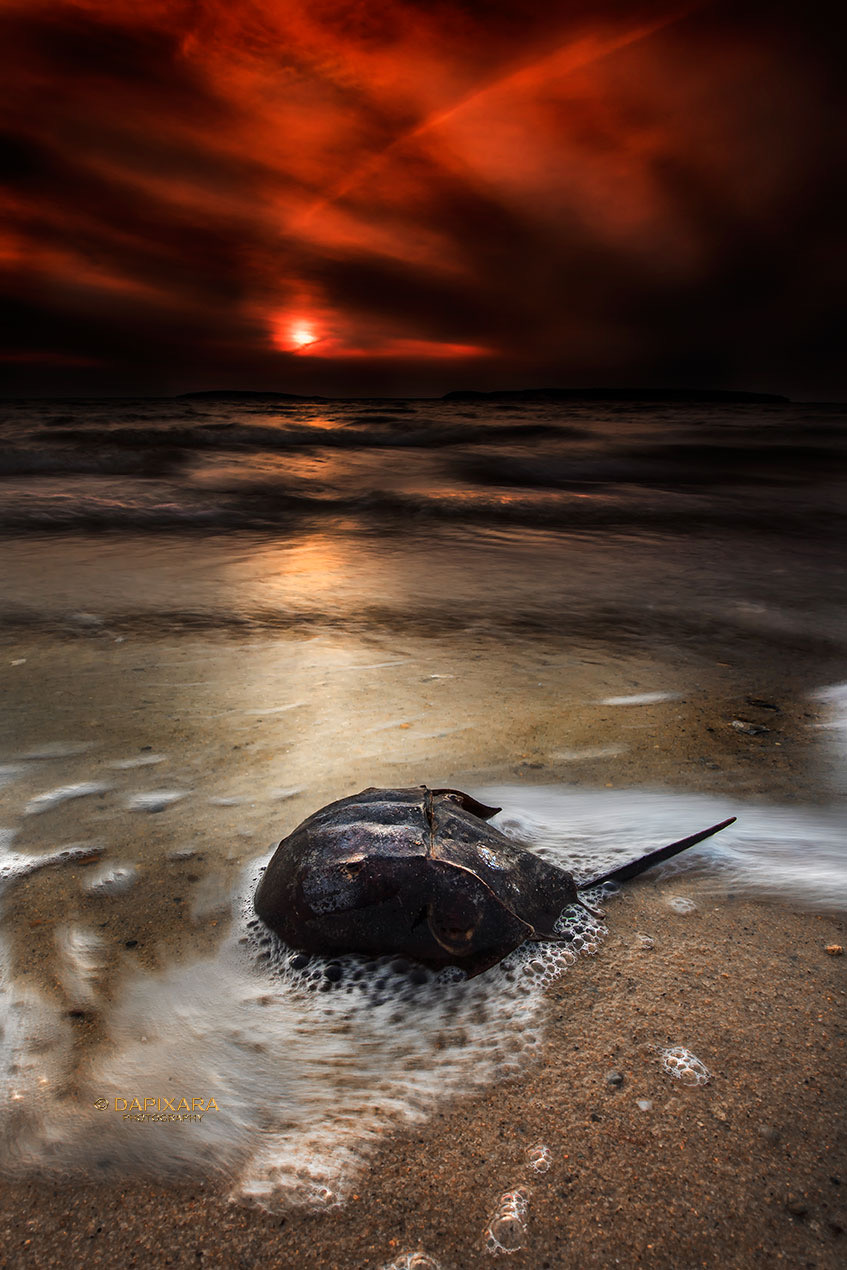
[1,0,844,397]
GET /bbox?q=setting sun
[269,313,323,354]
[290,324,317,349]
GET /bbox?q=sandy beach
[1,617,844,1269]
[2,893,844,1270]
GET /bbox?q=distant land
[440,387,791,404]
[180,390,323,402]
[179,386,791,404]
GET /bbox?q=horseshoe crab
[254,786,735,978]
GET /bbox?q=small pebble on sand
[731,719,769,736]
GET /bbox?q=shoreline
[1,627,845,1268]
[1,893,844,1269]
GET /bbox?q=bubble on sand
[384,1253,440,1270]
[633,932,654,950]
[636,1099,653,1111]
[0,844,105,890]
[659,1046,711,1086]
[666,896,697,914]
[84,864,137,895]
[125,790,188,812]
[485,1186,530,1254]
[24,782,111,815]
[526,1144,551,1172]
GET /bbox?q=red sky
[1,0,844,397]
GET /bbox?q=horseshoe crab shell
[254,786,735,978]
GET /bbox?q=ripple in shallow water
[484,785,847,910]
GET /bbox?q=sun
[270,312,323,353]
[289,324,317,349]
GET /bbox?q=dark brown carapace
[254,786,735,978]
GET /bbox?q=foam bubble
[666,896,697,914]
[125,790,188,812]
[485,1186,530,1254]
[24,782,111,815]
[659,1046,711,1086]
[0,843,105,890]
[84,864,138,895]
[384,1253,440,1270]
[0,856,605,1211]
[526,1144,551,1172]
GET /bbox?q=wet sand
[1,627,845,1268]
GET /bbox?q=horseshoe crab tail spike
[578,816,737,890]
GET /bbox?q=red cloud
[1,1,842,394]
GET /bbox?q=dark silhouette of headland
[180,386,790,404]
[441,387,789,404]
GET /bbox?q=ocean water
[0,393,845,647]
[0,392,845,1208]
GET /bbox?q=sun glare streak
[300,3,705,223]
